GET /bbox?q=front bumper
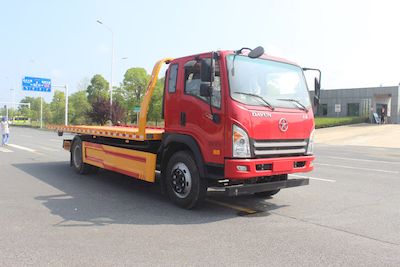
[223,178,309,196]
[225,155,314,180]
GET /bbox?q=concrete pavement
[315,123,400,148]
[0,126,399,266]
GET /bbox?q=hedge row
[315,116,368,129]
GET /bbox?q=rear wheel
[71,137,98,175]
[165,151,207,209]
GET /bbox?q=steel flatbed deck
[48,125,164,141]
[48,58,173,142]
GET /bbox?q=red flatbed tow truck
[50,47,321,209]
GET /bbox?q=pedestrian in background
[1,117,10,146]
[381,107,386,124]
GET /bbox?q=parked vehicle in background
[11,116,31,126]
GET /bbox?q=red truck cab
[160,47,320,207]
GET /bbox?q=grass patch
[10,121,47,129]
[315,116,368,128]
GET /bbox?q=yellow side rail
[138,58,174,139]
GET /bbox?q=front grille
[252,139,308,158]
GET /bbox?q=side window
[168,64,178,93]
[184,59,221,108]
[212,60,221,108]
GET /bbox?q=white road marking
[315,163,399,174]
[7,144,43,155]
[19,134,33,138]
[8,144,36,152]
[323,156,400,165]
[0,147,13,153]
[290,174,336,183]
[41,146,59,152]
[50,139,60,142]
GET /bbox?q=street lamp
[10,88,15,116]
[96,19,114,124]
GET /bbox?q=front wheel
[165,151,207,209]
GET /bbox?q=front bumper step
[222,178,309,196]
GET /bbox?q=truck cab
[161,48,319,207]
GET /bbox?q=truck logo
[278,118,289,132]
[251,112,272,118]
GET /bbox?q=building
[313,85,400,124]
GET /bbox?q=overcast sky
[0,0,399,103]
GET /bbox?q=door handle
[180,112,186,126]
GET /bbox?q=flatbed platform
[49,58,174,143]
[48,125,164,141]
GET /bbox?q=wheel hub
[73,145,82,168]
[170,162,192,198]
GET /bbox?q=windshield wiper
[277,98,308,112]
[234,92,275,110]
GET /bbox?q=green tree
[112,86,128,123]
[19,97,35,118]
[86,74,112,124]
[86,74,109,104]
[121,68,149,122]
[148,77,164,125]
[50,90,65,124]
[68,90,92,125]
[19,96,51,125]
[43,101,52,124]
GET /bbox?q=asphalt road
[1,126,400,266]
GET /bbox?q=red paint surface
[164,50,315,176]
[224,155,314,179]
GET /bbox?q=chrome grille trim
[253,141,307,148]
[254,148,306,156]
[252,139,308,157]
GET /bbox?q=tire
[71,137,98,175]
[165,151,207,209]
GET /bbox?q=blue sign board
[22,76,52,92]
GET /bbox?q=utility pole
[40,96,43,128]
[97,19,115,124]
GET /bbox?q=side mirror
[248,46,264,58]
[313,78,320,113]
[303,68,321,115]
[200,83,212,97]
[200,58,214,83]
[314,95,320,107]
[314,77,321,98]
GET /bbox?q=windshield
[227,55,311,110]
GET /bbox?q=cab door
[165,55,225,165]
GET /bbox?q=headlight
[232,125,251,158]
[306,129,315,155]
